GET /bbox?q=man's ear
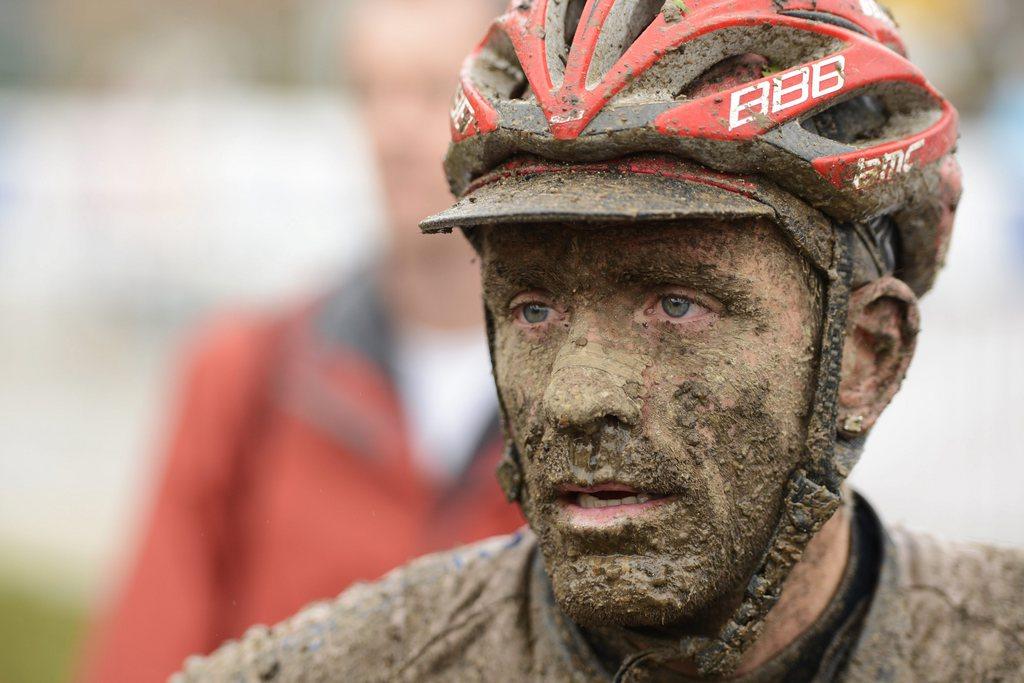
[837,276,920,437]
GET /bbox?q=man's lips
[556,483,674,526]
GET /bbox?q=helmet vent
[778,10,871,38]
[471,28,532,102]
[545,0,587,81]
[564,0,587,54]
[620,0,664,57]
[613,26,839,105]
[675,54,769,100]
[508,72,530,100]
[800,82,942,148]
[585,0,664,87]
[801,94,889,143]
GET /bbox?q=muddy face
[479,220,822,631]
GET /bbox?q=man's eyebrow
[610,258,757,292]
[482,261,567,292]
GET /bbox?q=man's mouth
[557,484,673,526]
[576,491,658,508]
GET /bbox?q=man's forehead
[480,219,793,272]
[475,220,812,309]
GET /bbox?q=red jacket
[81,281,522,682]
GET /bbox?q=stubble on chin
[520,381,799,631]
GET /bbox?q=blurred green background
[0,585,85,683]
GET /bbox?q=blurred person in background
[79,0,519,680]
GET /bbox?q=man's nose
[542,338,645,435]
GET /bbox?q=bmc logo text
[851,139,925,189]
[729,56,846,130]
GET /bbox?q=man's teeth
[577,493,652,509]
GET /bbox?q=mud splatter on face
[479,220,822,635]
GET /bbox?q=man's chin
[547,555,711,628]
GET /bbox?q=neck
[584,505,852,677]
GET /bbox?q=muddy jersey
[174,501,1024,683]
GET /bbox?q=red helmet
[422,1,962,677]
[424,0,961,296]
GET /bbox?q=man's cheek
[495,351,551,446]
[665,373,790,497]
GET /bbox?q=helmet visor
[420,156,835,273]
[421,167,775,232]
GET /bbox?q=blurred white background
[0,92,381,599]
[0,1,1021,681]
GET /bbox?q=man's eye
[520,303,551,324]
[661,296,693,318]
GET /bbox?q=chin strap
[690,474,842,677]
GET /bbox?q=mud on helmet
[421,0,961,677]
